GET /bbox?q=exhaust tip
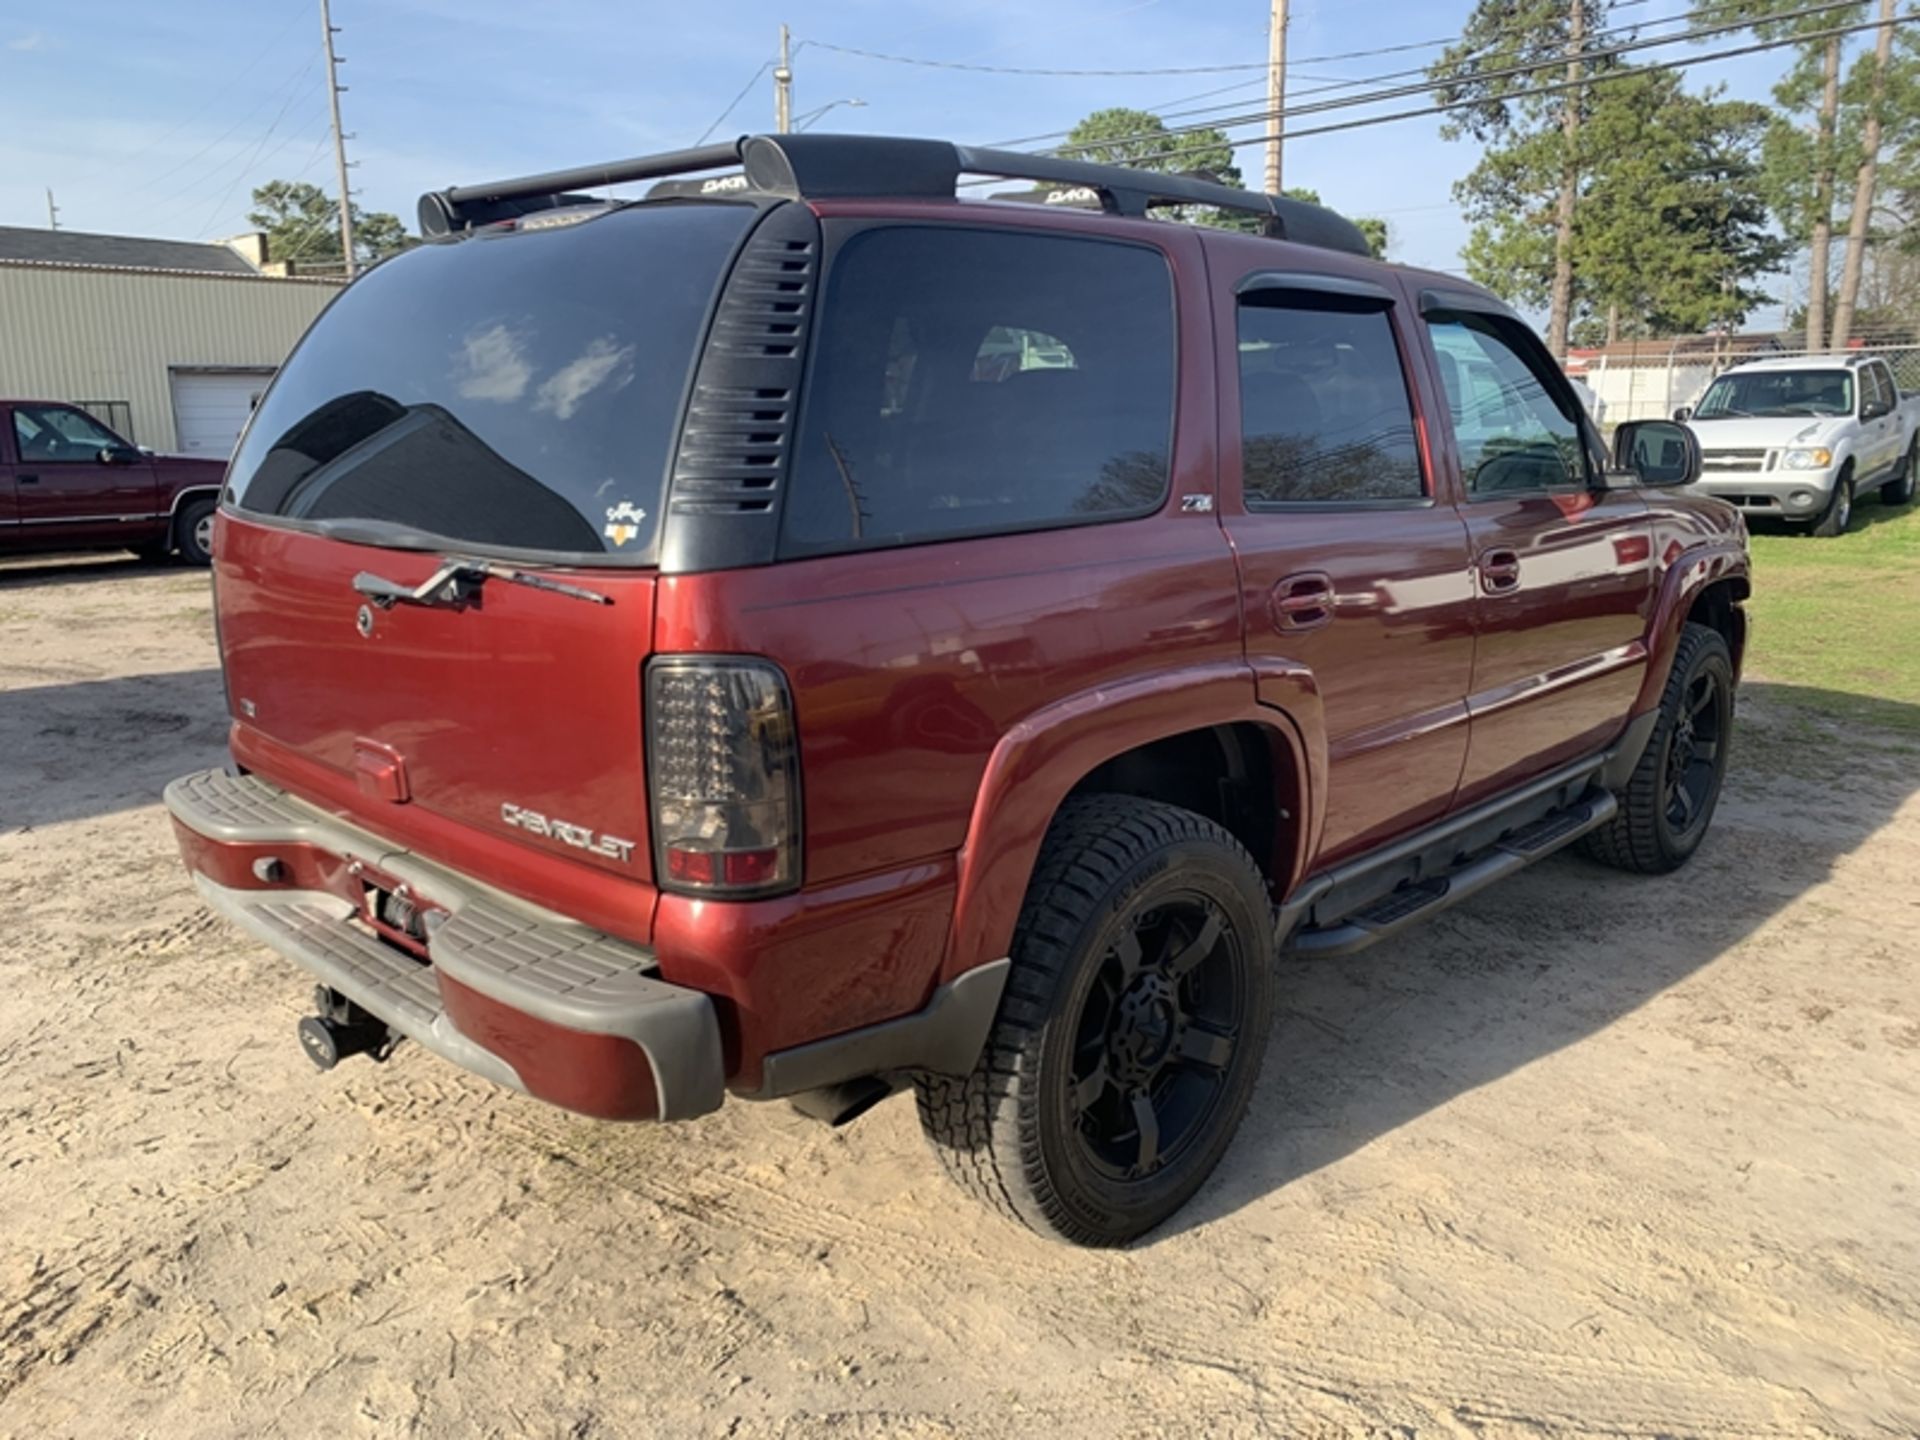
[788,1075,900,1128]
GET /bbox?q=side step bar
[1288,791,1618,958]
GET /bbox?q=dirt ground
[2,551,1917,1439]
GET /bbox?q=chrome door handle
[1480,549,1521,594]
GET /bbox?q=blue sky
[2,0,1802,325]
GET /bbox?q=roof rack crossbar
[418,134,1372,258]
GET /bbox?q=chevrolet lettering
[499,804,637,864]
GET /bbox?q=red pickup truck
[1,399,225,565]
[166,135,1749,1245]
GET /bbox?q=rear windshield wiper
[353,555,611,609]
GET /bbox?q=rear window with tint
[226,202,754,561]
[780,226,1175,556]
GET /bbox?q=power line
[58,0,311,194]
[122,45,321,203]
[1034,0,1875,164]
[796,40,1263,77]
[190,65,326,236]
[801,0,1661,79]
[985,0,1699,152]
[195,104,332,238]
[141,57,323,221]
[695,59,773,145]
[1011,11,1911,179]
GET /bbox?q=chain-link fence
[1567,342,1920,427]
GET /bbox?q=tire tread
[915,795,1269,1245]
[1581,621,1731,875]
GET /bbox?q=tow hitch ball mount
[298,986,400,1071]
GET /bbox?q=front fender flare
[939,660,1322,985]
[1633,539,1750,716]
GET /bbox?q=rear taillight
[646,657,801,897]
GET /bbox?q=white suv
[1680,354,1919,535]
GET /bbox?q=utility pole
[1264,0,1287,194]
[1829,0,1896,351]
[320,0,356,278]
[45,188,59,230]
[1545,0,1584,363]
[774,24,793,134]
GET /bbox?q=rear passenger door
[1417,297,1654,807]
[1214,262,1477,867]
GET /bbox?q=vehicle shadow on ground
[0,552,164,590]
[1162,681,1920,1240]
[0,669,228,831]
[0,556,167,591]
[1746,492,1915,538]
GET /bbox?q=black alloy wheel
[1068,895,1246,1184]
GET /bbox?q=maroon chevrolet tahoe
[1,400,224,564]
[167,135,1748,1245]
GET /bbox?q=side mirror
[1608,419,1700,488]
[1671,406,1692,424]
[96,445,141,466]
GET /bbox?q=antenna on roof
[45,188,59,232]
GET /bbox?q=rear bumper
[165,768,725,1122]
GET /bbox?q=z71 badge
[500,803,636,863]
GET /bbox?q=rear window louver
[667,211,818,523]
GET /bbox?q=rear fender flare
[1633,540,1750,715]
[940,660,1325,984]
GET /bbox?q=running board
[1288,791,1617,958]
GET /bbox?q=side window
[782,227,1175,556]
[12,404,122,463]
[1237,294,1425,505]
[1427,314,1587,496]
[1866,364,1893,416]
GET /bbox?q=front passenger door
[9,403,158,545]
[1421,303,1655,808]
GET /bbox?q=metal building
[0,227,341,458]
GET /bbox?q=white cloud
[535,336,633,421]
[454,323,533,403]
[7,31,48,51]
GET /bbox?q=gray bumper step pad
[168,768,725,1120]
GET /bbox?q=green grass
[1743,490,1920,735]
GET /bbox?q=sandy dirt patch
[2,552,1916,1437]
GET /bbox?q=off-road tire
[1582,622,1733,875]
[1882,441,1918,509]
[915,795,1274,1246]
[1810,468,1853,537]
[174,498,217,567]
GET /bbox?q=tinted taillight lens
[646,657,801,897]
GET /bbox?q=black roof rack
[417,133,1372,258]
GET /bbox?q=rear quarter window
[779,226,1176,557]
